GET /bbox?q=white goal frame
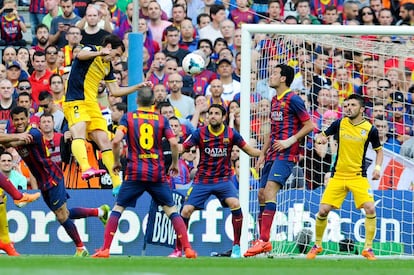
[239,24,414,255]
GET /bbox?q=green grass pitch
[1,256,414,275]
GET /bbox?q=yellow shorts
[63,100,108,133]
[321,176,374,209]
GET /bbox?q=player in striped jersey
[2,106,110,257]
[245,64,314,257]
[172,104,261,258]
[92,87,197,258]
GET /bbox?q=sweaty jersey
[269,89,310,162]
[183,125,246,184]
[15,127,63,191]
[324,117,382,178]
[65,45,116,102]
[119,107,175,183]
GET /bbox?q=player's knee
[181,206,193,218]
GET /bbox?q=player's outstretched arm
[241,143,261,158]
[0,133,32,146]
[107,81,153,97]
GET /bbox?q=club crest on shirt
[361,129,367,136]
[271,111,283,121]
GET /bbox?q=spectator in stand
[332,67,359,104]
[197,39,215,71]
[145,51,168,86]
[220,19,235,51]
[295,0,321,24]
[0,64,6,81]
[0,79,16,129]
[17,47,32,75]
[5,61,25,93]
[61,25,82,67]
[2,46,17,65]
[363,78,379,113]
[167,73,195,118]
[16,79,33,96]
[342,0,359,24]
[17,92,39,127]
[49,0,82,48]
[114,2,133,40]
[373,115,401,153]
[205,59,238,102]
[42,0,62,30]
[45,45,62,74]
[147,1,172,47]
[322,5,341,24]
[32,23,50,53]
[311,87,335,132]
[163,26,190,68]
[309,49,331,109]
[37,91,66,133]
[361,56,381,83]
[179,19,198,52]
[232,52,241,82]
[76,0,113,33]
[49,74,65,108]
[170,3,187,28]
[0,0,27,46]
[377,8,394,25]
[29,51,53,105]
[357,6,379,27]
[370,0,383,17]
[189,94,209,128]
[397,2,414,25]
[386,68,406,95]
[104,0,126,29]
[139,0,169,21]
[311,0,344,22]
[388,91,413,144]
[266,0,283,23]
[196,12,211,30]
[376,78,392,105]
[199,4,226,44]
[29,0,48,45]
[80,4,111,45]
[229,0,259,28]
[72,0,92,18]
[206,79,226,106]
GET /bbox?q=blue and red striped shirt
[268,89,310,162]
[119,107,175,183]
[183,125,246,184]
[15,127,63,191]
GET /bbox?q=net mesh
[244,32,414,257]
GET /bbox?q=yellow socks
[71,139,90,172]
[102,150,121,188]
[364,213,377,249]
[315,214,328,246]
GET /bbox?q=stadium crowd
[0,0,413,193]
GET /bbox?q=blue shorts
[42,180,69,211]
[185,180,238,210]
[266,159,295,187]
[260,161,273,188]
[116,180,174,208]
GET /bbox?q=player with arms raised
[63,34,152,193]
[307,94,383,260]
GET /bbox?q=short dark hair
[38,91,52,101]
[347,94,365,108]
[32,51,45,62]
[197,39,212,50]
[113,102,127,113]
[197,13,210,25]
[137,86,154,107]
[276,64,295,87]
[17,92,32,100]
[210,4,225,17]
[208,103,226,117]
[165,25,179,35]
[10,106,28,118]
[102,34,125,52]
[36,23,49,33]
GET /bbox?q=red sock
[231,208,243,245]
[69,207,98,219]
[103,211,121,249]
[171,213,191,249]
[259,202,276,242]
[0,173,22,200]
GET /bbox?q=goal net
[239,25,414,257]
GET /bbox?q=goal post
[239,25,414,256]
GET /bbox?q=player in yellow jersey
[63,34,152,194]
[307,94,383,261]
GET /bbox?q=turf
[1,256,414,275]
